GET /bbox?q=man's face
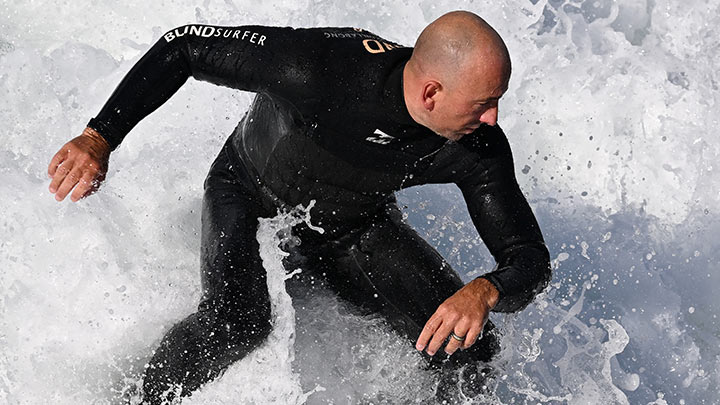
[426,64,509,141]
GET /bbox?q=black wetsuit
[88,25,551,403]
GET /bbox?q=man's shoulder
[278,26,410,61]
[315,27,406,49]
[290,27,412,111]
[456,125,512,159]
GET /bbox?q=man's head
[403,11,511,141]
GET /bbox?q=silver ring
[450,332,466,342]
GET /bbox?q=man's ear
[421,81,441,111]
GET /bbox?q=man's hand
[48,127,111,202]
[416,277,499,356]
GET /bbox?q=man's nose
[479,106,498,126]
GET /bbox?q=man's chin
[435,131,465,142]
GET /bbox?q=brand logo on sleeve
[163,25,266,46]
[365,129,397,145]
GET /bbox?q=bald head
[409,11,511,89]
[403,11,512,140]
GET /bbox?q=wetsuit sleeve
[87,25,321,150]
[455,125,552,313]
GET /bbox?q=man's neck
[402,63,423,127]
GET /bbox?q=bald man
[48,11,551,403]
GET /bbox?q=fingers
[49,159,73,195]
[54,167,84,201]
[444,323,470,356]
[426,319,456,356]
[417,314,488,356]
[416,315,441,352]
[48,148,68,178]
[463,306,489,350]
[443,317,485,355]
[462,324,484,350]
[70,172,97,202]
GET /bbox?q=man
[47,10,551,403]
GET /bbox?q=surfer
[48,10,551,403]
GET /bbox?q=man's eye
[475,99,498,110]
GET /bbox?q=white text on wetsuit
[164,25,266,46]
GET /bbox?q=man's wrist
[471,277,500,310]
[82,126,111,150]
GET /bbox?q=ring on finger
[450,331,466,342]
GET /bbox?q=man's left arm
[416,124,551,355]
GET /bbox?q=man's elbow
[523,242,552,306]
[490,242,552,313]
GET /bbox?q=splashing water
[184,203,324,404]
[182,204,439,404]
[2,0,719,404]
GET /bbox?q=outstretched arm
[48,24,321,201]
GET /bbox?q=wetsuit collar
[383,58,419,127]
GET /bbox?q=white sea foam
[1,0,719,403]
[184,204,323,404]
